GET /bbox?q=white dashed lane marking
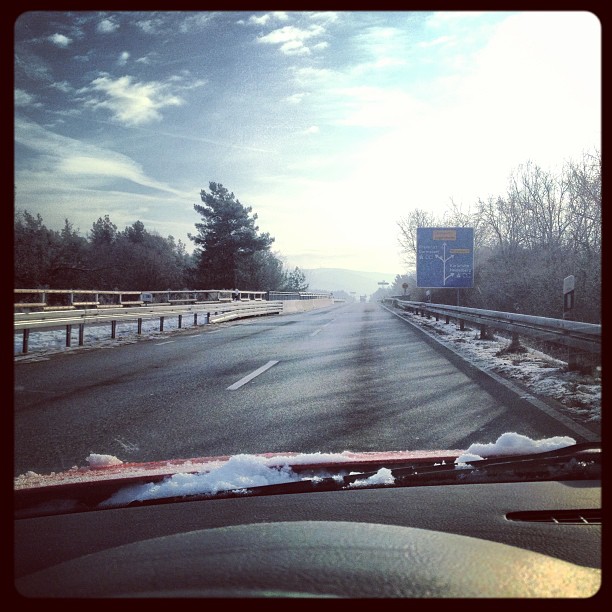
[227,360,280,391]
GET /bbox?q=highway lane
[13,302,586,477]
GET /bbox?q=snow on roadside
[390,307,601,425]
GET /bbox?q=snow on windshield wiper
[343,442,601,489]
[14,440,600,518]
[236,442,601,496]
[120,442,601,506]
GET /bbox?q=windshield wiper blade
[195,443,601,500]
[459,441,600,466]
[16,443,601,517]
[210,443,602,498]
[342,442,601,487]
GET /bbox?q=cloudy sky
[13,10,601,274]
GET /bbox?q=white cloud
[248,12,289,26]
[135,18,163,34]
[178,13,216,33]
[257,25,326,55]
[97,18,118,34]
[118,51,130,66]
[14,117,198,245]
[249,14,271,25]
[79,75,184,126]
[59,155,152,182]
[15,89,36,107]
[258,24,325,44]
[14,117,190,198]
[48,33,71,47]
[50,81,74,93]
[271,12,290,21]
[281,41,311,56]
[307,12,340,23]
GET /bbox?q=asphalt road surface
[14,302,588,477]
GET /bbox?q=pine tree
[189,182,274,288]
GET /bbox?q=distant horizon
[303,267,402,295]
[303,266,399,275]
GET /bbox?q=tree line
[15,151,600,323]
[14,181,308,293]
[392,150,601,323]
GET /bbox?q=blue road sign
[417,227,474,288]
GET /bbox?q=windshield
[14,10,600,495]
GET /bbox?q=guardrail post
[22,329,29,354]
[160,316,164,332]
[66,325,71,347]
[445,315,450,324]
[507,332,524,353]
[178,314,182,329]
[138,318,142,335]
[459,319,465,331]
[480,324,487,339]
[194,313,198,326]
[111,321,117,339]
[567,351,596,375]
[79,324,84,346]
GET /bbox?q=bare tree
[562,150,601,322]
[506,162,570,251]
[397,150,601,321]
[476,193,529,258]
[564,150,601,256]
[397,209,441,270]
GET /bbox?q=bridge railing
[14,291,281,354]
[267,291,332,301]
[14,288,268,311]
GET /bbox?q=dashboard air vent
[505,509,601,524]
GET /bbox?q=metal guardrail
[14,288,268,310]
[268,291,332,301]
[14,300,283,354]
[383,298,600,371]
[13,288,333,355]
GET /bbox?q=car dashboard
[14,477,601,598]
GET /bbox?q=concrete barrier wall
[280,298,334,314]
